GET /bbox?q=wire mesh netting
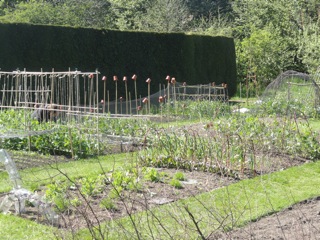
[106,81,229,114]
[0,69,103,159]
[254,70,320,117]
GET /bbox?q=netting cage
[253,70,320,118]
[0,69,103,159]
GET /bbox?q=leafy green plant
[45,181,67,200]
[53,195,71,212]
[126,180,144,192]
[160,100,231,120]
[70,197,82,207]
[111,171,135,189]
[139,114,320,177]
[143,168,161,182]
[100,197,117,211]
[79,176,104,197]
[98,117,155,137]
[169,178,183,189]
[45,181,70,212]
[174,172,186,181]
[108,187,123,200]
[255,77,319,118]
[0,109,156,158]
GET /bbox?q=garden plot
[0,118,313,232]
[0,153,305,230]
[35,168,237,229]
[1,69,320,238]
[1,152,318,240]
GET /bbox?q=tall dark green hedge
[0,23,237,100]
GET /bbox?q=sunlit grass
[0,214,60,240]
[0,152,134,193]
[307,119,320,131]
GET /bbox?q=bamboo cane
[113,75,118,114]
[123,76,128,114]
[132,74,138,114]
[102,76,107,113]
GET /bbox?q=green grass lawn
[307,119,320,131]
[0,214,59,240]
[0,152,134,193]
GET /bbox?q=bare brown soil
[51,168,238,229]
[211,197,320,240]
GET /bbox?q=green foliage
[0,109,155,158]
[0,109,101,158]
[2,159,320,239]
[0,0,113,28]
[79,175,105,197]
[108,186,123,199]
[169,178,183,189]
[0,153,129,194]
[110,169,143,192]
[70,197,81,207]
[135,0,191,32]
[93,160,320,239]
[98,117,154,137]
[1,0,320,89]
[298,23,320,74]
[191,14,233,37]
[238,27,289,87]
[185,0,231,19]
[108,0,147,30]
[185,100,231,119]
[45,181,70,212]
[160,100,231,120]
[100,197,117,210]
[143,167,161,182]
[0,0,231,33]
[111,170,133,188]
[231,0,319,86]
[173,171,185,181]
[139,114,320,174]
[256,78,319,118]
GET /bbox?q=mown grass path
[0,153,132,193]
